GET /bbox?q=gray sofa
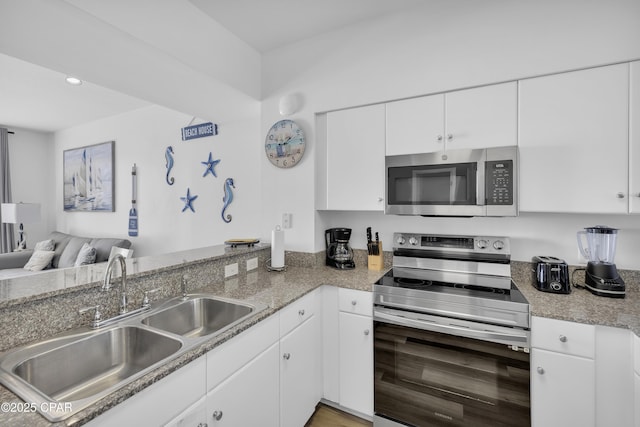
[0,231,132,272]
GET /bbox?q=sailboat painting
[63,141,114,212]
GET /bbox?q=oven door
[374,308,530,427]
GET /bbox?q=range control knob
[396,235,406,245]
[477,239,489,249]
[493,240,505,250]
[409,237,419,246]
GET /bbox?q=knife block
[368,242,384,271]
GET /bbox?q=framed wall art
[63,141,115,212]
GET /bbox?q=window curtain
[0,127,14,253]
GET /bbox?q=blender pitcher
[576,225,619,264]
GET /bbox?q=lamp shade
[1,203,41,224]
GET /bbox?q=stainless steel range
[373,233,531,427]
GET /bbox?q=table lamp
[1,202,41,250]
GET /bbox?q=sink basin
[141,296,254,338]
[0,326,182,421]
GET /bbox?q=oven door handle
[374,308,530,348]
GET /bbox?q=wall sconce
[1,202,41,250]
[279,93,301,116]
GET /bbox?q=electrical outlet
[225,263,238,278]
[246,257,258,271]
[282,213,292,229]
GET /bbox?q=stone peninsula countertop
[1,259,639,426]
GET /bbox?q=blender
[325,228,355,269]
[576,225,625,298]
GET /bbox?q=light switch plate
[282,213,292,229]
[225,263,238,278]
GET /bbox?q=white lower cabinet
[338,312,373,416]
[280,303,322,427]
[86,356,207,427]
[206,342,280,427]
[530,316,595,427]
[164,397,207,427]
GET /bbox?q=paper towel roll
[271,226,285,268]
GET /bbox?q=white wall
[260,0,640,268]
[6,127,54,246]
[53,105,262,257]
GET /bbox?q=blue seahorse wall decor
[165,146,175,185]
[221,178,235,223]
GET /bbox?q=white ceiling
[0,0,424,133]
[188,0,424,53]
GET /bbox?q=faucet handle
[141,288,161,308]
[79,305,102,327]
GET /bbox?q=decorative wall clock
[264,119,305,168]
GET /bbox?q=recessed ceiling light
[65,76,82,86]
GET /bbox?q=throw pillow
[33,239,55,252]
[23,251,56,271]
[74,243,97,267]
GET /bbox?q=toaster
[532,256,571,294]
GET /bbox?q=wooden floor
[305,404,372,427]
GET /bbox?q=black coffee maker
[325,228,355,269]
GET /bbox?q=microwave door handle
[477,159,486,206]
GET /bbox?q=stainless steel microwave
[385,146,518,217]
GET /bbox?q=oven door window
[374,322,530,427]
[387,163,477,206]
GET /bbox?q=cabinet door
[326,104,386,210]
[386,94,445,155]
[281,315,322,427]
[630,61,640,213]
[531,348,595,427]
[206,343,279,427]
[519,64,629,213]
[339,312,373,416]
[445,82,517,150]
[164,397,207,427]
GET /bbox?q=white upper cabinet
[386,82,517,155]
[519,64,629,213]
[630,61,640,213]
[386,94,444,155]
[322,104,386,211]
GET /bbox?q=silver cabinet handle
[197,423,208,427]
[447,133,453,141]
[364,329,370,335]
[283,353,291,360]
[351,300,357,306]
[298,309,305,316]
[377,197,384,202]
[559,335,567,342]
[437,135,443,142]
[212,410,223,421]
[617,192,625,199]
[537,367,545,375]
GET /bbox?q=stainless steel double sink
[0,293,266,422]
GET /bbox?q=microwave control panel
[485,159,513,205]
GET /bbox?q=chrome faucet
[103,254,128,314]
[80,255,159,329]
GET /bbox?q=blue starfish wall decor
[201,152,221,178]
[180,188,198,212]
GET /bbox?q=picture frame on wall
[63,140,115,212]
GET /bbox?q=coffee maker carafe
[325,228,355,269]
[576,225,625,298]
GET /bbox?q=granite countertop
[1,260,639,426]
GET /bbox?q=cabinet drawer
[532,316,595,358]
[338,288,372,316]
[280,289,320,336]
